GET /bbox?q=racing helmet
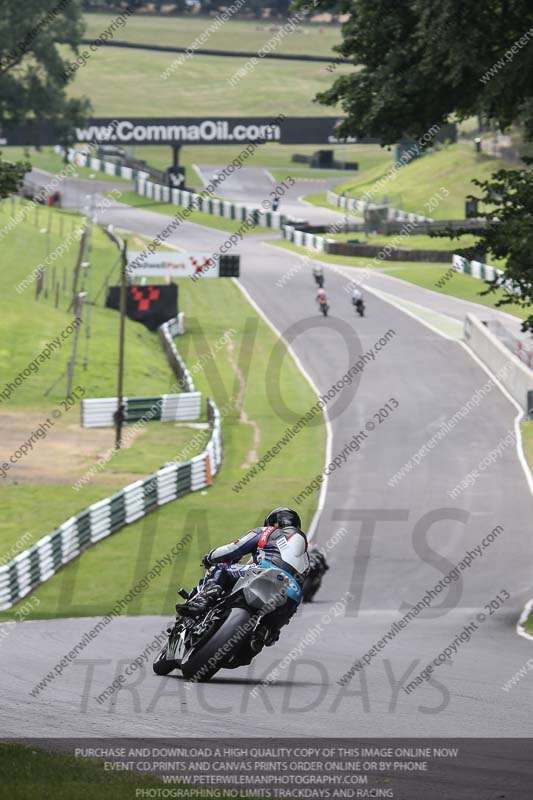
[264,507,302,529]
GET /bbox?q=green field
[329,142,511,219]
[0,202,324,619]
[63,45,351,117]
[83,13,343,57]
[116,190,273,235]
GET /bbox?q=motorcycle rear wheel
[181,607,253,682]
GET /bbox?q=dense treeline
[80,1,298,18]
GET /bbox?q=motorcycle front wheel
[153,642,175,675]
[180,607,253,682]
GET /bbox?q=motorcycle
[302,548,329,603]
[319,298,329,317]
[153,565,299,682]
[354,298,365,318]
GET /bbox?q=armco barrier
[0,398,222,610]
[326,190,431,223]
[282,224,329,252]
[137,176,288,230]
[81,392,202,427]
[463,314,533,412]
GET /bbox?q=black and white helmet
[264,506,302,529]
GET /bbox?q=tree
[295,0,533,322]
[453,167,533,333]
[0,0,91,194]
[0,151,30,199]
[294,0,533,143]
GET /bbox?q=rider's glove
[201,552,214,569]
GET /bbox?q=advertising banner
[126,252,217,278]
[0,117,382,146]
[105,284,178,331]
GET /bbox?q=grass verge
[0,743,168,800]
[0,201,172,411]
[331,142,512,219]
[2,146,131,184]
[386,266,530,321]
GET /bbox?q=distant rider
[313,265,324,288]
[316,287,328,306]
[351,285,363,304]
[351,285,365,316]
[176,507,310,638]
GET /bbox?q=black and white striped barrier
[137,177,287,230]
[159,318,195,392]
[81,392,202,428]
[326,190,431,223]
[0,398,222,610]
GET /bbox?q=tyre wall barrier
[326,189,431,223]
[60,146,294,230]
[81,316,197,426]
[282,224,329,252]
[136,176,287,230]
[58,146,150,183]
[159,318,195,392]
[452,254,507,284]
[0,399,222,610]
[81,392,202,427]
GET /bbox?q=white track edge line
[231,277,332,542]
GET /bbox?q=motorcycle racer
[175,507,310,637]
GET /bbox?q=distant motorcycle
[313,271,324,288]
[153,565,300,682]
[302,548,329,603]
[319,298,329,316]
[354,298,365,318]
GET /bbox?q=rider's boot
[175,581,225,618]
